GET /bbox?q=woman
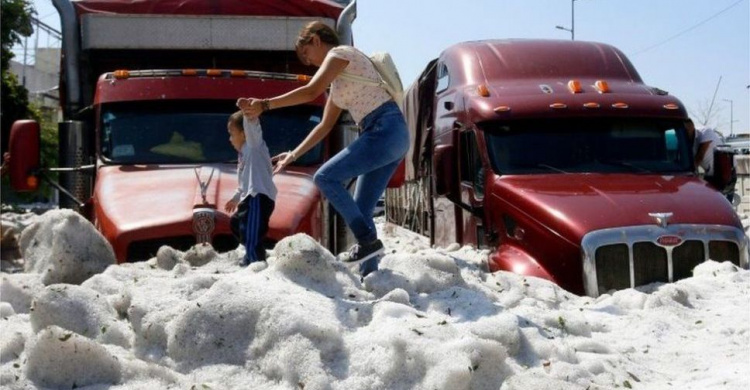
[238,21,409,267]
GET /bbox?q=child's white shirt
[231,116,277,202]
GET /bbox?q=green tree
[1,0,36,154]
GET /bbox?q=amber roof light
[594,80,610,93]
[568,80,582,94]
[113,70,130,79]
[478,84,490,97]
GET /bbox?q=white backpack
[339,51,404,107]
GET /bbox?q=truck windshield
[100,102,324,165]
[482,118,692,175]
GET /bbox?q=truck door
[458,129,486,247]
[431,61,462,247]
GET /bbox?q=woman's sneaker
[340,239,385,264]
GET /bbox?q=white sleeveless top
[328,46,392,124]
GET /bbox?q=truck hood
[94,164,320,250]
[491,173,741,244]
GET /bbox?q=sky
[1,209,749,389]
[23,0,750,135]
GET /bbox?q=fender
[488,244,557,283]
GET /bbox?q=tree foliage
[1,0,34,70]
[1,0,36,154]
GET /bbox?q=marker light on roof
[111,68,313,82]
[478,84,490,97]
[568,80,582,94]
[113,70,130,79]
[550,103,568,109]
[583,102,601,108]
[594,80,610,93]
[494,105,511,113]
[663,103,680,110]
[612,102,629,109]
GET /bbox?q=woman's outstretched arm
[272,98,343,174]
[239,55,348,116]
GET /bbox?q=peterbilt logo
[193,208,215,244]
[656,235,683,246]
[648,212,673,228]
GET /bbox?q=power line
[631,0,746,56]
[31,16,61,39]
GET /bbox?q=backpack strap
[337,48,388,90]
[337,71,385,88]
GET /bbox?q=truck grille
[632,242,669,286]
[672,240,704,280]
[594,244,630,292]
[583,225,748,296]
[127,234,238,261]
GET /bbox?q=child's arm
[242,115,262,147]
[225,188,241,212]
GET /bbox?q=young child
[225,110,277,266]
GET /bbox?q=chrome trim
[648,212,673,228]
[582,224,748,297]
[194,167,215,205]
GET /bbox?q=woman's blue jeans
[314,101,409,244]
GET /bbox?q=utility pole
[556,0,576,40]
[723,98,734,137]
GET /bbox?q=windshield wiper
[536,164,569,174]
[598,159,651,173]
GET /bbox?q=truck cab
[390,39,748,296]
[8,0,358,261]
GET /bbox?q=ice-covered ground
[1,209,749,389]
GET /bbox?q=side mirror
[433,144,455,196]
[8,120,41,192]
[708,146,736,194]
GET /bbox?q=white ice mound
[166,273,348,379]
[30,284,132,348]
[365,252,468,297]
[19,209,116,285]
[26,325,122,388]
[269,233,365,299]
[0,273,44,313]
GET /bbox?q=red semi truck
[8,0,358,261]
[388,39,748,296]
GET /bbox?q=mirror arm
[45,165,96,173]
[35,169,87,209]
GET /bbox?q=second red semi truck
[388,39,748,296]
